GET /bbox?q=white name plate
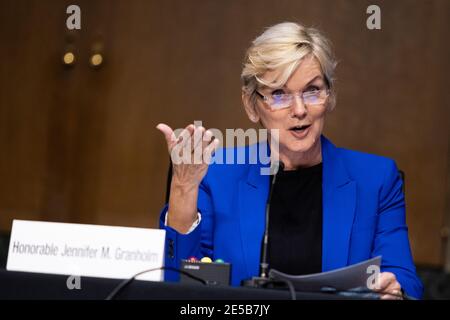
[6,220,166,281]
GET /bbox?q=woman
[156,22,423,299]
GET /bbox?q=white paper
[269,256,382,292]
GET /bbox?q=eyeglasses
[255,88,330,110]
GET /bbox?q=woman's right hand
[156,123,219,233]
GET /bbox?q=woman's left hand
[373,272,403,300]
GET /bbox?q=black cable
[262,279,297,300]
[106,266,408,300]
[105,266,208,300]
[280,279,297,300]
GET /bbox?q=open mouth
[289,124,311,132]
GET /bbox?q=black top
[268,162,323,275]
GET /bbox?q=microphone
[260,160,284,278]
[242,160,284,288]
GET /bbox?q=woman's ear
[326,89,336,113]
[242,89,260,123]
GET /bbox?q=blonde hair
[241,22,337,110]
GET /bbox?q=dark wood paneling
[0,0,448,266]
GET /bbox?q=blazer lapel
[237,144,270,278]
[237,137,357,277]
[321,136,356,271]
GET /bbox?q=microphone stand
[242,161,284,288]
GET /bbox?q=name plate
[6,220,166,281]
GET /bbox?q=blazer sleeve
[158,173,215,282]
[372,159,424,299]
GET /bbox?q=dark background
[0,0,449,292]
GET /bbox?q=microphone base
[241,276,274,289]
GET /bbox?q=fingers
[192,126,206,152]
[380,290,403,300]
[156,123,177,150]
[170,124,194,164]
[380,286,402,300]
[177,124,195,146]
[177,124,195,157]
[159,123,219,165]
[373,272,403,300]
[373,272,395,291]
[203,138,220,164]
[200,129,213,153]
[382,283,402,299]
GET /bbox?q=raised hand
[156,123,219,233]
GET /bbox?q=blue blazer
[159,136,423,299]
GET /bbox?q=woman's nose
[291,95,307,118]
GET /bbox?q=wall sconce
[89,53,103,68]
[62,51,76,66]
